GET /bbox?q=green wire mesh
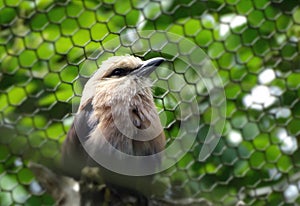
[0,0,300,205]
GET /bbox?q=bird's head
[80,55,165,109]
[96,55,164,79]
[77,55,166,156]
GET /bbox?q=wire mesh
[0,0,300,205]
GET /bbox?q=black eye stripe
[109,68,130,77]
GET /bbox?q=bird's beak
[131,57,165,77]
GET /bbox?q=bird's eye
[109,68,129,77]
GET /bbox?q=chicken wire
[0,0,300,205]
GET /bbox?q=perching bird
[61,55,166,195]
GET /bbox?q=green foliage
[0,0,300,205]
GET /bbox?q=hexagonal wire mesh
[0,0,300,205]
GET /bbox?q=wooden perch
[28,162,80,206]
[29,162,245,206]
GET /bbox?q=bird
[61,55,166,196]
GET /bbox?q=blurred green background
[0,0,300,205]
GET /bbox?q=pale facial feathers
[80,55,165,156]
[79,55,143,108]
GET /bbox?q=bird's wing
[61,98,98,179]
[75,99,98,141]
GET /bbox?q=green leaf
[7,87,26,106]
[55,37,73,54]
[55,83,73,102]
[266,145,281,163]
[0,7,17,24]
[12,185,29,203]
[0,192,13,206]
[277,155,292,173]
[17,168,34,185]
[30,13,48,31]
[0,174,18,191]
